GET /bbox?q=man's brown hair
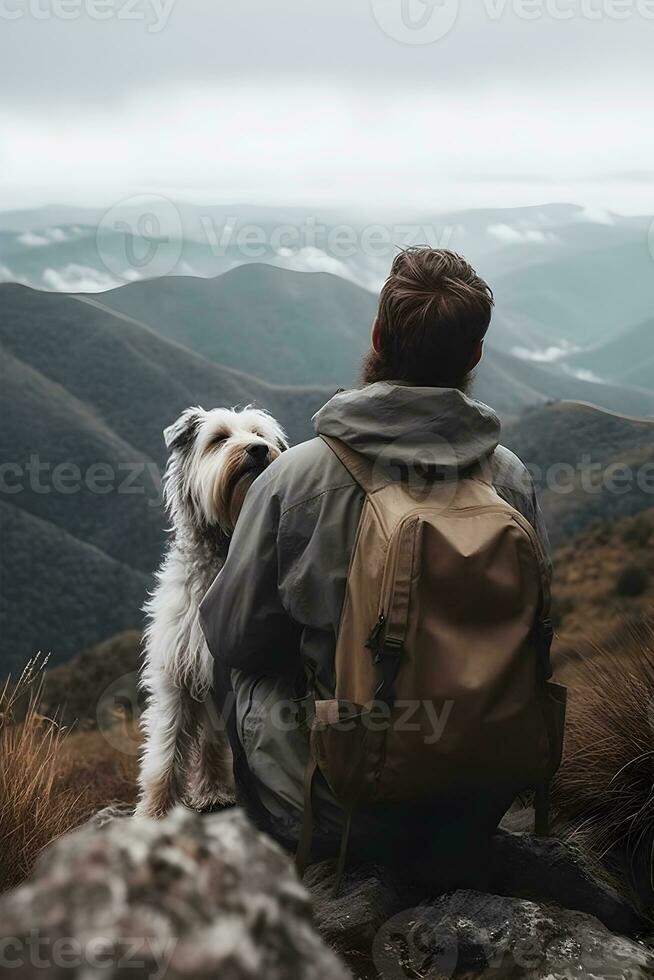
[362,247,494,389]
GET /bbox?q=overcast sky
[1,0,652,214]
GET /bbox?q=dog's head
[163,406,288,535]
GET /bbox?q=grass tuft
[0,656,138,893]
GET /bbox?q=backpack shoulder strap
[320,434,377,494]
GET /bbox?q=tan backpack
[296,435,567,884]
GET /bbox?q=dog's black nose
[246,443,269,464]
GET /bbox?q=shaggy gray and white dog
[137,405,288,818]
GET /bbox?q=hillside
[0,285,328,458]
[562,318,654,390]
[551,508,654,643]
[502,401,654,547]
[0,284,330,674]
[0,502,149,678]
[98,264,378,386]
[482,348,654,419]
[41,630,143,729]
[492,239,654,349]
[99,266,654,420]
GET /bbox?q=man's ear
[163,407,203,451]
[371,317,383,353]
[466,338,485,373]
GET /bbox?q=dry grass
[0,657,139,893]
[553,617,654,905]
[552,510,654,643]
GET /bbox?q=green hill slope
[99,264,378,386]
[502,401,654,547]
[0,501,150,676]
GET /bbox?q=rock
[0,807,350,979]
[2,803,648,980]
[500,803,536,835]
[488,829,644,937]
[307,862,404,977]
[85,804,134,829]
[305,829,647,976]
[372,891,654,979]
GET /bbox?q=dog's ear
[164,407,203,452]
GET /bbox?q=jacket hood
[313,382,501,472]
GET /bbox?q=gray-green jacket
[200,383,550,840]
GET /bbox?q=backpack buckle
[374,639,404,707]
[373,637,404,666]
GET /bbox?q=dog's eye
[208,430,229,448]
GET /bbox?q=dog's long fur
[136,405,288,818]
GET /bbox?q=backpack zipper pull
[366,614,386,659]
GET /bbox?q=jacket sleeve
[491,448,552,574]
[496,478,552,576]
[530,485,552,573]
[199,470,302,679]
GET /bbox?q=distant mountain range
[1,236,653,676]
[492,239,654,350]
[97,264,654,417]
[560,319,654,389]
[1,201,653,371]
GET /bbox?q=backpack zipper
[366,514,420,658]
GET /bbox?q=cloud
[0,263,29,285]
[275,246,352,280]
[17,231,49,247]
[2,80,653,214]
[16,226,80,246]
[487,224,557,245]
[512,343,578,362]
[122,268,145,282]
[578,207,614,226]
[569,367,604,384]
[1,0,653,113]
[41,264,123,292]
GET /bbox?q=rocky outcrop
[0,807,349,979]
[372,891,654,979]
[0,805,650,979]
[307,827,648,978]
